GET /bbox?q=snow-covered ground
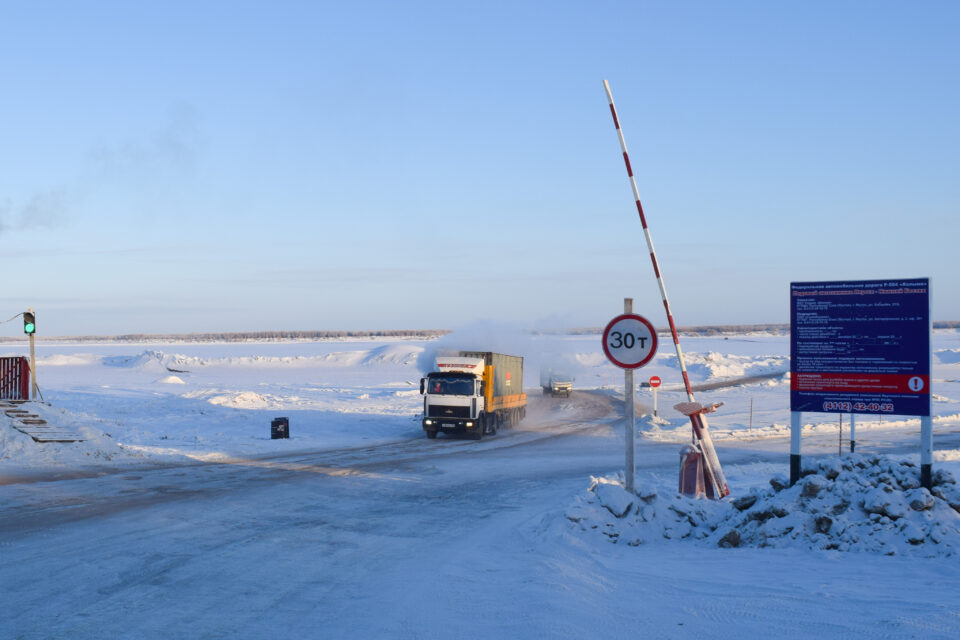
[2,330,960,638]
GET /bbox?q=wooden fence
[0,356,30,400]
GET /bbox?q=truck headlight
[424,419,433,426]
[465,421,473,427]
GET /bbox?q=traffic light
[23,311,35,335]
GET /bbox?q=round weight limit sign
[602,314,658,369]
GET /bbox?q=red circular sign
[602,314,658,369]
[649,376,662,388]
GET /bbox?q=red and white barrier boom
[602,79,730,498]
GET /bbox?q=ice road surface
[2,330,960,639]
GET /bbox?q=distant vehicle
[540,368,573,397]
[420,351,526,440]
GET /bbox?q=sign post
[790,278,932,487]
[850,414,856,453]
[648,375,662,416]
[603,303,658,493]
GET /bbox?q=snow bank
[39,353,101,366]
[361,344,422,366]
[207,391,277,409]
[935,348,960,365]
[677,351,788,380]
[567,455,960,557]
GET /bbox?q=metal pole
[29,332,38,401]
[850,414,856,453]
[838,414,843,456]
[603,79,729,497]
[921,287,933,488]
[921,415,932,488]
[653,387,658,418]
[624,297,635,493]
[790,411,802,485]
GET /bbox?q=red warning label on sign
[790,373,929,395]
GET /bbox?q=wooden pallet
[0,400,83,443]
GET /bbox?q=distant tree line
[13,329,451,343]
[3,322,959,343]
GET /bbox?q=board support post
[850,414,856,453]
[790,411,802,485]
[921,415,932,489]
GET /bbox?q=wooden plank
[4,402,84,442]
[14,426,83,443]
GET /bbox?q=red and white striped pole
[602,79,730,498]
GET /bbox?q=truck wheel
[426,429,438,439]
[471,424,483,441]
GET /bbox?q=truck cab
[421,357,487,439]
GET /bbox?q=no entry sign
[602,314,657,369]
[649,375,662,388]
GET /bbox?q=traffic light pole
[24,308,38,401]
[29,332,37,401]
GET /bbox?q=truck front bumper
[422,417,481,434]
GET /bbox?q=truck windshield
[427,377,474,396]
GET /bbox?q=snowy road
[4,390,960,639]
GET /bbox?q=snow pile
[361,344,422,366]
[102,350,195,372]
[567,455,960,557]
[679,351,788,380]
[574,352,608,367]
[40,353,101,366]
[936,348,960,365]
[207,391,277,409]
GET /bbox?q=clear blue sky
[2,1,957,335]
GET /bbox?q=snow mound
[677,352,788,380]
[208,391,274,409]
[361,344,422,366]
[567,455,960,557]
[102,350,195,372]
[156,375,185,384]
[574,352,608,367]
[936,348,960,364]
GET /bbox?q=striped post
[602,79,730,498]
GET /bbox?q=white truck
[540,368,573,397]
[420,351,526,440]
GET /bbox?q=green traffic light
[23,311,36,335]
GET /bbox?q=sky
[1,1,957,335]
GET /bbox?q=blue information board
[790,278,930,417]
